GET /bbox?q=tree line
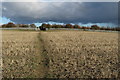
[1,22,36,28]
[1,22,120,31]
[40,23,120,31]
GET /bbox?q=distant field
[2,30,119,78]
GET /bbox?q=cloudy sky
[0,0,119,27]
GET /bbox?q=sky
[0,0,119,27]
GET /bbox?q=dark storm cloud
[2,2,118,24]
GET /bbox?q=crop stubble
[2,30,45,78]
[40,31,119,78]
[2,30,119,78]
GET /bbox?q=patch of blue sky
[0,17,13,24]
[34,23,42,27]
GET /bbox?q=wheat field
[40,31,119,78]
[2,30,119,78]
[2,30,46,78]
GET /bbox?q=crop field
[2,30,46,78]
[40,31,119,78]
[2,30,119,78]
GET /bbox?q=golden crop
[2,30,119,78]
[40,31,118,78]
[2,30,45,78]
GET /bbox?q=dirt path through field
[2,30,46,78]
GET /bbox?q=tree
[51,24,62,28]
[2,24,7,28]
[51,24,57,28]
[73,24,81,29]
[20,24,29,28]
[86,27,90,29]
[100,27,106,30]
[45,24,51,29]
[82,26,88,30]
[40,23,46,31]
[105,27,111,30]
[115,27,120,31]
[91,25,100,30]
[5,22,16,28]
[30,24,36,28]
[41,23,47,28]
[65,24,73,28]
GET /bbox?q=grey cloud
[2,2,118,24]
[2,0,119,2]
